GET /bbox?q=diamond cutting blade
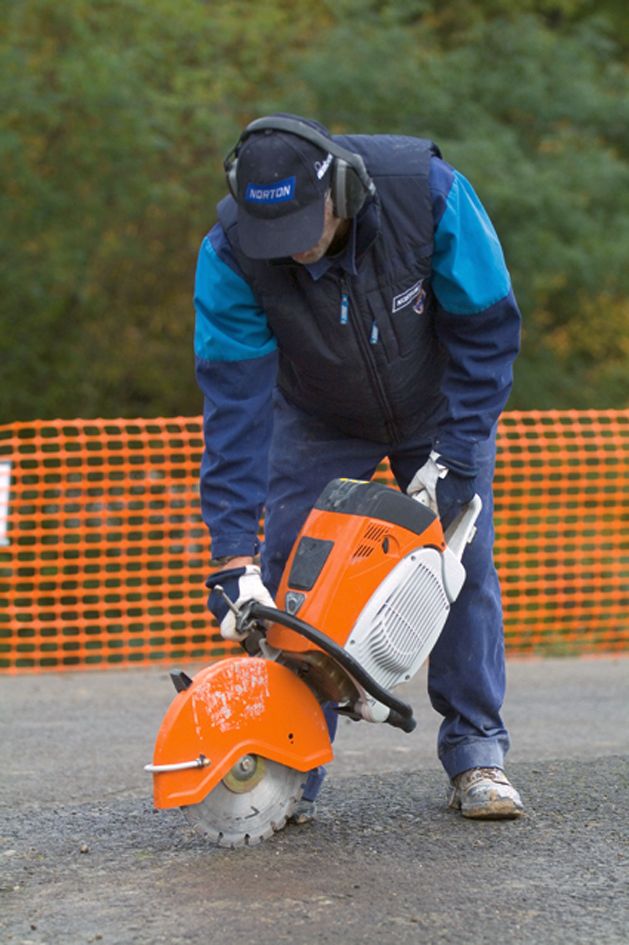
[182,754,306,848]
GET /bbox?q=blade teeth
[187,808,293,848]
[181,759,304,848]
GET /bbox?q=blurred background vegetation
[1,0,628,423]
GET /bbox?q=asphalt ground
[1,656,628,945]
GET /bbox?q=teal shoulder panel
[431,171,511,315]
[193,236,277,362]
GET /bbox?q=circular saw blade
[182,755,306,848]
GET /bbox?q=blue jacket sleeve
[429,159,521,472]
[194,226,278,558]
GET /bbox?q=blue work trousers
[261,391,510,788]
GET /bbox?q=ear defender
[223,143,240,202]
[223,116,376,220]
[330,156,372,219]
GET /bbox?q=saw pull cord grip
[246,602,417,733]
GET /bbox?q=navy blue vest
[218,135,446,444]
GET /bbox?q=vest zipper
[340,276,399,439]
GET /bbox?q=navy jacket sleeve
[194,224,277,558]
[429,158,521,472]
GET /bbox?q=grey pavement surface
[1,656,628,945]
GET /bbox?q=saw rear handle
[443,494,482,560]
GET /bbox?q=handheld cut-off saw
[145,478,481,847]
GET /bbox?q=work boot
[448,767,524,820]
[288,798,317,825]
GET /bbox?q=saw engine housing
[266,478,479,723]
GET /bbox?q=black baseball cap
[233,119,334,259]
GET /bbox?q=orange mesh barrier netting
[1,410,627,673]
[492,410,628,655]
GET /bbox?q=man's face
[290,194,347,265]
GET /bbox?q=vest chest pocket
[365,273,433,362]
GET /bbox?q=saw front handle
[248,601,417,733]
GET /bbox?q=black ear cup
[223,139,241,201]
[226,162,238,201]
[224,116,375,219]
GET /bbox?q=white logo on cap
[315,153,333,179]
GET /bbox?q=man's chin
[291,250,320,265]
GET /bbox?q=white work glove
[407,451,449,514]
[206,564,276,641]
[407,450,477,526]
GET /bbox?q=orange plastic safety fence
[0,418,227,673]
[492,410,628,656]
[0,411,627,673]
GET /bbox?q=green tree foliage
[1,0,627,421]
[286,6,629,407]
[0,0,326,421]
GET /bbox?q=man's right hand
[206,564,275,641]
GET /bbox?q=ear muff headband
[224,116,376,219]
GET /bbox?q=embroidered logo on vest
[392,279,425,314]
